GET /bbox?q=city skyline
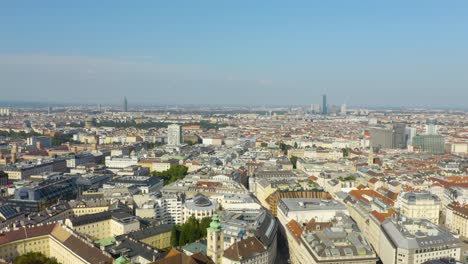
[1,1,467,108]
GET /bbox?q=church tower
[207,214,223,264]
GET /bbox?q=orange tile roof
[286,220,303,244]
[370,209,395,223]
[348,189,395,206]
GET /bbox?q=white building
[105,156,139,169]
[167,124,182,146]
[183,194,217,222]
[380,217,461,264]
[277,198,347,226]
[398,192,441,224]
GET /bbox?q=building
[322,94,327,115]
[340,103,347,115]
[222,236,269,264]
[65,210,140,240]
[413,135,445,155]
[105,156,139,170]
[446,204,468,238]
[405,127,417,146]
[2,159,66,180]
[183,193,217,222]
[207,214,224,264]
[370,124,407,149]
[0,223,112,263]
[27,136,52,149]
[8,176,79,212]
[284,214,378,264]
[126,224,173,250]
[399,192,441,224]
[123,96,128,112]
[393,123,407,149]
[167,124,183,146]
[380,217,461,264]
[426,119,438,135]
[277,198,347,225]
[66,153,97,168]
[370,128,394,149]
[0,108,10,116]
[105,175,163,194]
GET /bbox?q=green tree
[151,165,188,185]
[290,156,298,169]
[171,225,180,247]
[260,142,268,148]
[14,252,59,264]
[170,216,212,247]
[294,142,298,148]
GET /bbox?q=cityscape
[1,2,468,264]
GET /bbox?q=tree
[151,165,188,185]
[290,156,298,169]
[14,252,59,264]
[260,142,268,148]
[294,142,298,148]
[170,216,212,247]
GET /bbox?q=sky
[0,1,467,108]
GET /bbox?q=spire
[368,145,374,165]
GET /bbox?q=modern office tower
[405,127,417,146]
[47,106,52,115]
[123,97,128,112]
[370,128,394,149]
[425,118,438,135]
[322,94,327,115]
[98,104,102,112]
[167,124,182,146]
[340,103,347,115]
[412,134,445,154]
[370,124,406,149]
[393,123,407,149]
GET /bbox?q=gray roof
[381,218,460,250]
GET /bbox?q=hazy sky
[1,1,467,108]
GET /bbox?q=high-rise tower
[123,97,128,112]
[167,124,182,146]
[322,94,327,115]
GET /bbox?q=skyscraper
[322,94,327,115]
[393,123,407,149]
[425,119,438,135]
[167,124,182,146]
[340,103,347,115]
[123,97,128,112]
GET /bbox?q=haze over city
[1,1,468,108]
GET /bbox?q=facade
[65,210,140,240]
[27,136,52,149]
[8,176,79,212]
[412,135,445,155]
[168,124,183,146]
[446,204,468,238]
[105,156,139,169]
[183,194,217,222]
[426,119,438,135]
[380,218,461,264]
[223,236,269,264]
[0,224,112,264]
[126,224,172,250]
[399,192,441,224]
[370,128,394,149]
[370,124,407,149]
